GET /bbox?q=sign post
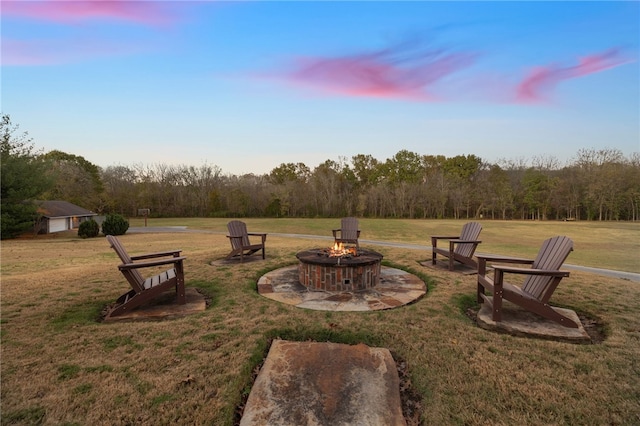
[137,209,150,227]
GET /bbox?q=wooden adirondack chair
[332,217,360,249]
[106,235,186,318]
[226,220,267,262]
[431,222,482,271]
[476,235,578,328]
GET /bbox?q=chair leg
[492,270,504,322]
[448,241,455,271]
[175,264,186,305]
[174,283,185,304]
[477,258,487,304]
[477,281,485,304]
[431,237,437,265]
[492,291,503,322]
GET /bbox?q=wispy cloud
[2,0,193,66]
[2,38,65,66]
[266,36,633,104]
[275,39,477,101]
[515,49,631,103]
[2,0,180,27]
[2,37,145,66]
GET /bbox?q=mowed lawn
[1,219,639,425]
[129,217,640,273]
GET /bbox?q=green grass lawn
[130,217,640,273]
[1,219,639,425]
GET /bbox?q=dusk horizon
[3,1,638,175]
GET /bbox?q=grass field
[1,219,639,425]
[129,218,640,273]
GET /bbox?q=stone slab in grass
[240,340,407,426]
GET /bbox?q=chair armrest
[130,250,182,260]
[493,265,570,277]
[476,254,533,276]
[119,256,186,270]
[431,235,460,240]
[431,235,460,249]
[476,254,534,264]
[248,233,267,243]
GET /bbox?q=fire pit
[296,244,383,292]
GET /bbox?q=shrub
[101,214,129,236]
[77,219,99,238]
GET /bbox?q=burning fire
[328,242,357,258]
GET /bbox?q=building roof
[38,200,97,218]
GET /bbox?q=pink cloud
[266,39,633,104]
[2,0,180,26]
[278,40,477,101]
[515,49,631,103]
[2,39,57,66]
[2,37,145,66]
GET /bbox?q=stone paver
[240,340,406,426]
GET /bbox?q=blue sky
[2,1,638,175]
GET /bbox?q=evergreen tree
[1,115,52,239]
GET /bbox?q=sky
[2,1,639,176]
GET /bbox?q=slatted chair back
[107,235,145,292]
[454,222,482,258]
[522,236,573,303]
[340,217,359,241]
[227,220,250,250]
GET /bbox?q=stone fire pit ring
[296,248,384,292]
[256,264,427,312]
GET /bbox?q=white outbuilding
[37,200,97,234]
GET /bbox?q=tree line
[97,149,639,221]
[2,115,639,238]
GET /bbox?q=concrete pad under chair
[210,256,266,266]
[240,340,407,426]
[103,287,206,322]
[419,259,478,275]
[476,302,591,343]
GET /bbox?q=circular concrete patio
[257,265,426,311]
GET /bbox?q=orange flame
[329,242,356,257]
